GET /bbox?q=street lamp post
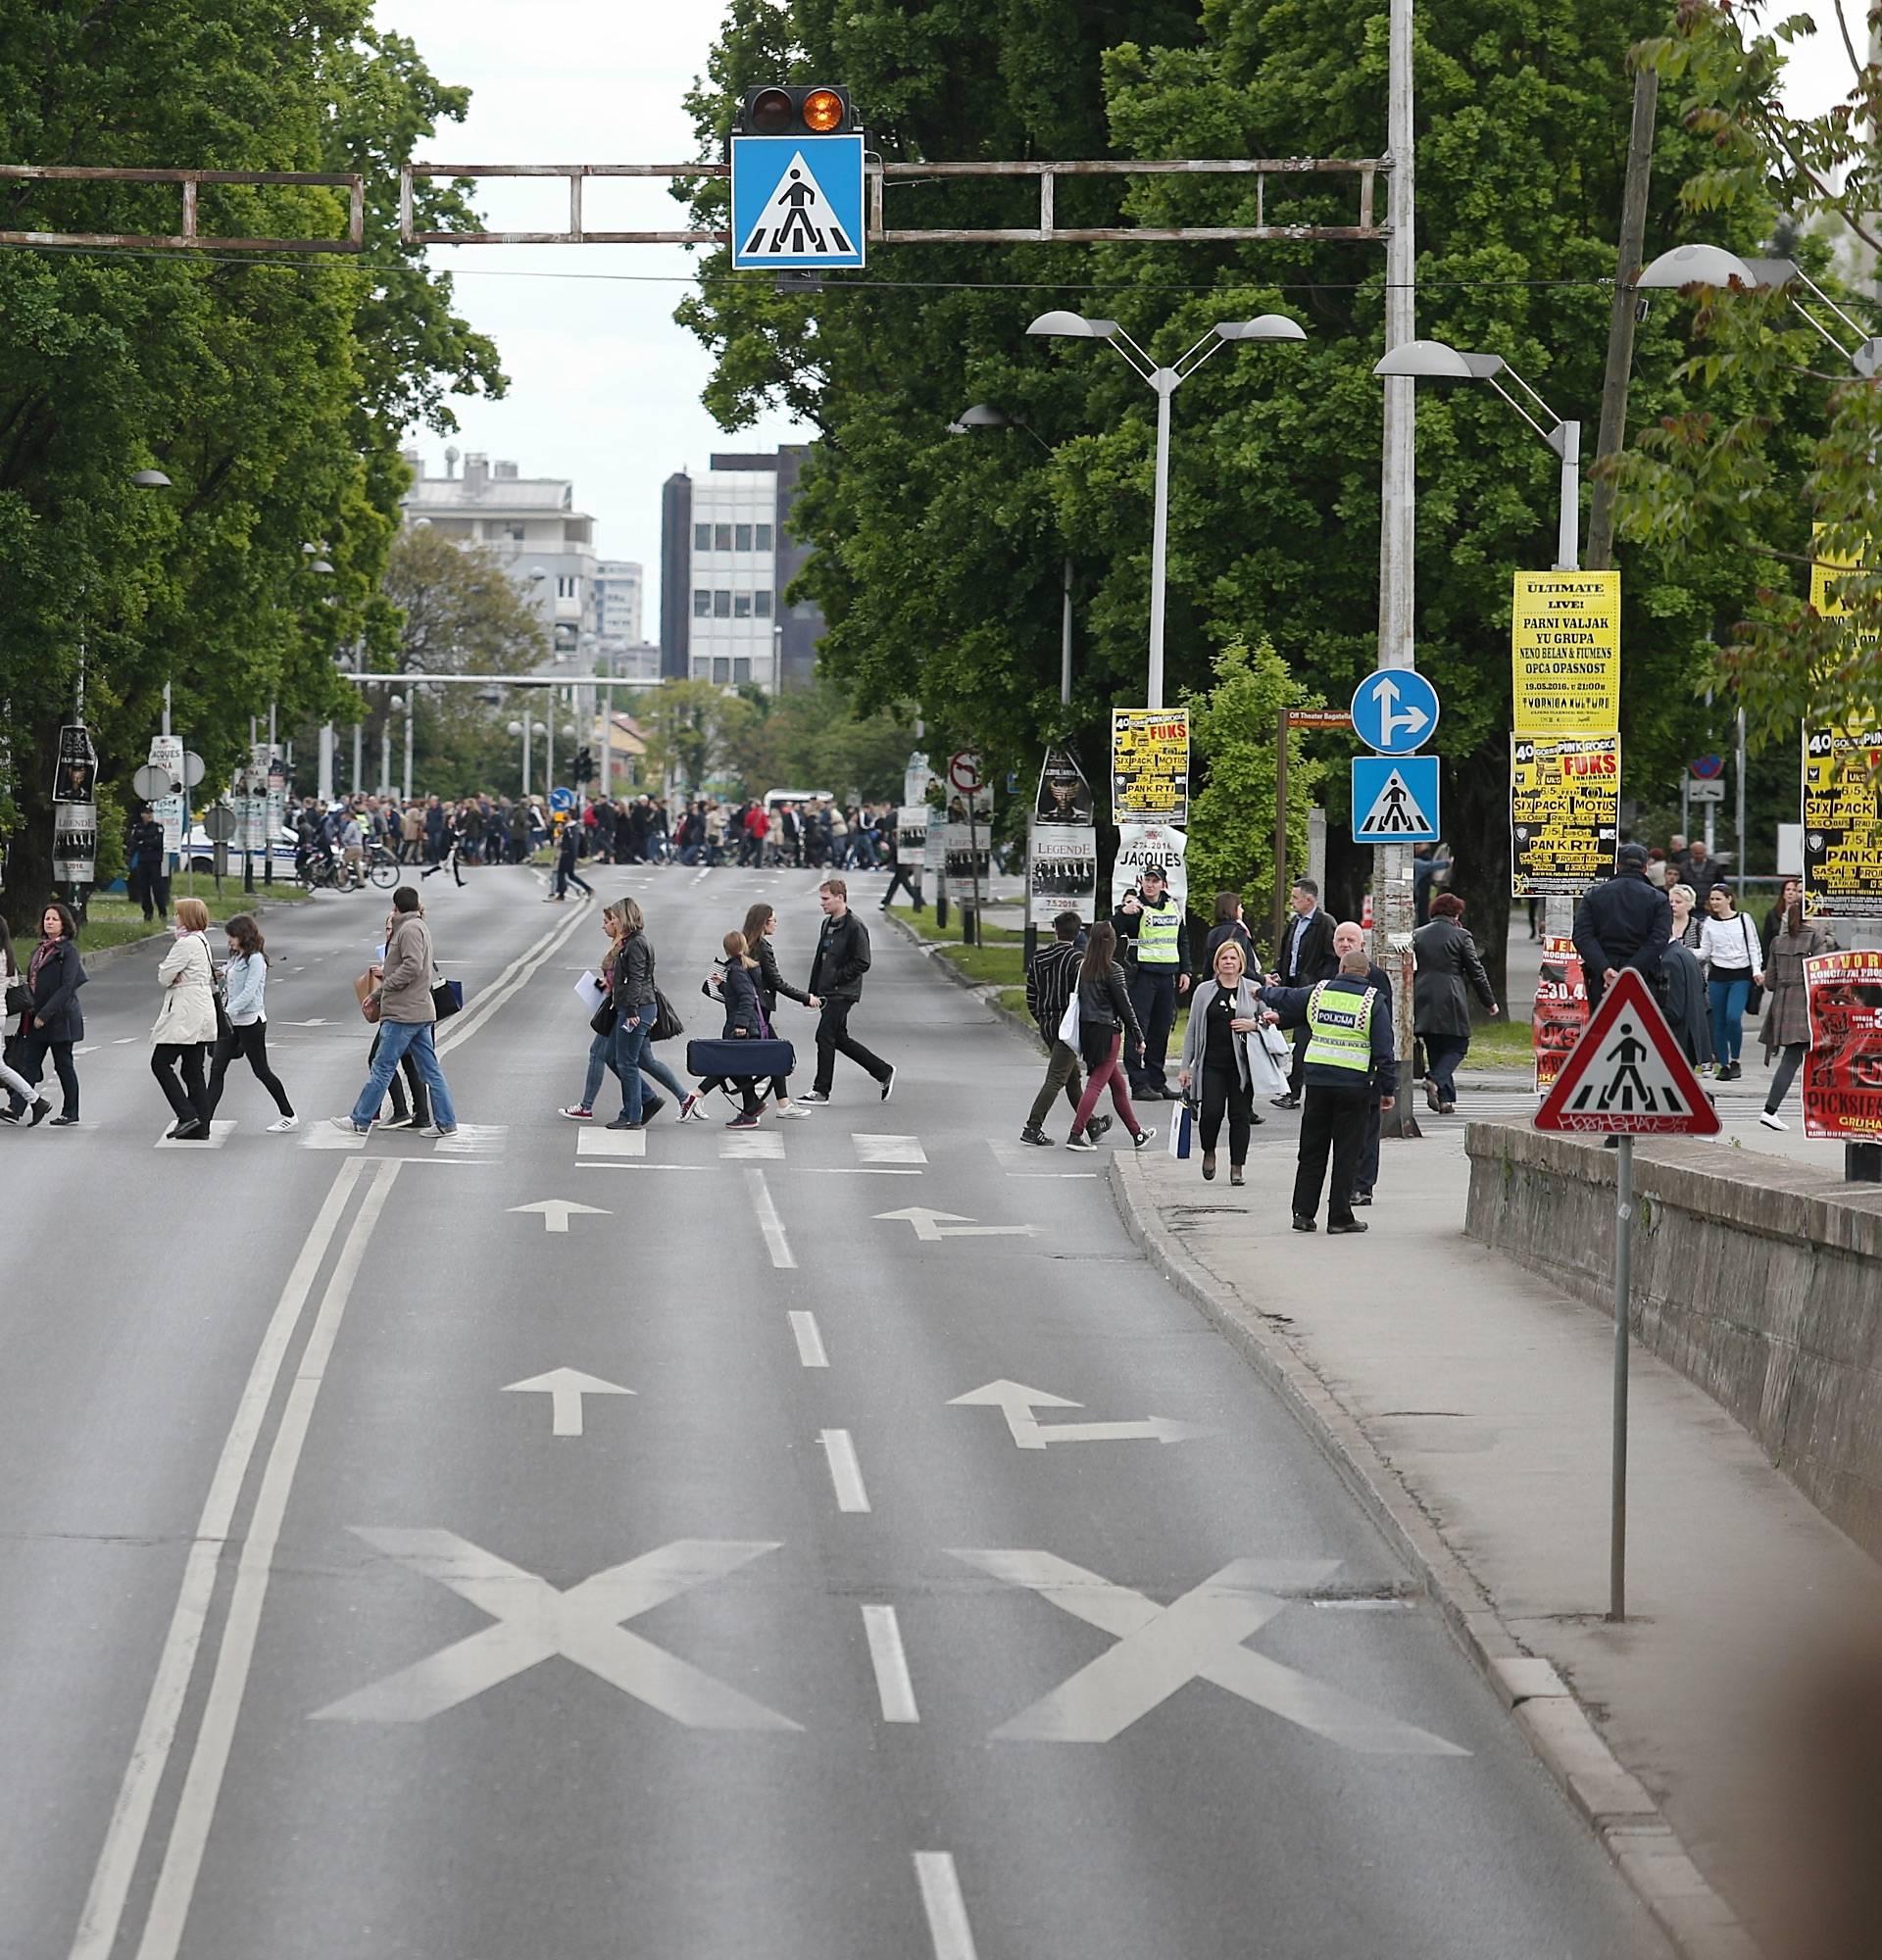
[508,717,534,800]
[1025,314,1307,710]
[402,678,417,804]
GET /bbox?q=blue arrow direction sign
[1352,756,1440,843]
[1350,667,1441,757]
[730,135,866,270]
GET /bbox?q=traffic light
[574,747,594,784]
[738,85,855,137]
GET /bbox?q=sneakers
[1019,1127,1054,1148]
[773,1101,808,1119]
[726,1112,762,1130]
[48,1114,79,1127]
[379,1113,419,1131]
[420,1124,458,1139]
[678,1095,706,1122]
[559,1105,595,1122]
[1758,1110,1788,1131]
[1131,1126,1157,1149]
[799,1089,831,1105]
[267,1115,301,1133]
[328,1116,369,1136]
[1093,1114,1114,1139]
[879,1066,896,1102]
[1064,1134,1099,1152]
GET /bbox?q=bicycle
[365,842,400,889]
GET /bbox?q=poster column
[1110,710,1190,962]
[1027,747,1097,963]
[52,724,100,897]
[1802,723,1882,922]
[1802,949,1882,1182]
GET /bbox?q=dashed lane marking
[819,1429,870,1513]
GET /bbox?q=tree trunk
[1323,823,1367,928]
[1447,733,1512,1010]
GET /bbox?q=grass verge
[20,880,314,956]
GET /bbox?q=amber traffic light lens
[749,87,794,135]
[803,88,844,132]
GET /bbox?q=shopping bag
[1166,1099,1195,1160]
[353,970,381,1024]
[1057,993,1080,1045]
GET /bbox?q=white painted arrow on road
[503,1367,635,1437]
[950,1380,1208,1449]
[875,1206,1039,1243]
[509,1199,612,1235]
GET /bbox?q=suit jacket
[1278,908,1336,986]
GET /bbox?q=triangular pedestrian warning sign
[1356,766,1434,838]
[1534,968,1719,1137]
[738,150,855,262]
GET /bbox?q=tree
[681,0,1791,1000]
[1184,641,1325,956]
[0,1,503,927]
[632,680,760,792]
[723,677,918,802]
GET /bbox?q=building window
[754,590,772,618]
[556,575,578,600]
[756,523,773,551]
[714,523,732,552]
[733,658,752,685]
[694,522,711,552]
[693,589,711,617]
[734,522,753,552]
[713,589,731,617]
[734,592,752,618]
[713,657,731,685]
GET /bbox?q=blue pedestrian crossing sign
[730,134,866,270]
[1352,756,1440,843]
[1351,667,1440,756]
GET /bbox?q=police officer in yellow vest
[1113,861,1191,1099]
[1259,948,1398,1234]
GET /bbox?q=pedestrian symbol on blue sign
[1350,667,1441,757]
[1352,756,1440,844]
[730,135,866,270]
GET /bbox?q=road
[1,864,1668,1960]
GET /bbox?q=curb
[878,908,1045,1050]
[70,887,317,972]
[1104,1148,1758,1960]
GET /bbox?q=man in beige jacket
[330,886,459,1137]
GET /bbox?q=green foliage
[1183,640,1324,908]
[630,680,761,793]
[0,1,503,925]
[723,677,918,803]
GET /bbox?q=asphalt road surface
[1,864,1669,1960]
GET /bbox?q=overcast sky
[371,1,1864,625]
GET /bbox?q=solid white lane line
[435,898,590,1055]
[748,1169,796,1269]
[914,1852,979,1960]
[863,1604,918,1722]
[787,1310,828,1368]
[130,1158,403,1960]
[68,1161,368,1960]
[800,1166,922,1177]
[819,1429,870,1513]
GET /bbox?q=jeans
[205,1022,293,1119]
[351,1020,456,1130]
[1071,1030,1141,1137]
[1708,974,1752,1066]
[614,1016,685,1122]
[553,860,593,900]
[1025,1038,1084,1134]
[1422,1033,1470,1104]
[1294,1085,1367,1225]
[152,1042,210,1127]
[814,998,891,1096]
[1127,967,1178,1091]
[1765,1042,1806,1112]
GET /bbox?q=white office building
[684,455,782,690]
[593,560,644,644]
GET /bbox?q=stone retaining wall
[1464,1121,1882,1559]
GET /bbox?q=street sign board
[1285,708,1355,731]
[1689,755,1725,779]
[1533,969,1719,1137]
[549,786,576,813]
[1687,778,1725,803]
[1350,668,1439,757]
[730,134,866,270]
[1352,756,1439,842]
[147,736,186,856]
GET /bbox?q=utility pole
[1374,0,1419,1139]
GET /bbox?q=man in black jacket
[1271,878,1338,1107]
[126,806,169,921]
[1572,843,1671,1007]
[1019,910,1106,1147]
[801,878,895,1102]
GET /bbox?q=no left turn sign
[948,751,982,794]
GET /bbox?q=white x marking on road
[312,1530,801,1730]
[950,1549,1466,1754]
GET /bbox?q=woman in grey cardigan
[1177,939,1265,1184]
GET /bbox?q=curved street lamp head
[1213,315,1308,343]
[1026,311,1118,338]
[309,558,335,574]
[1372,338,1506,380]
[950,403,1011,431]
[1635,243,1757,290]
[129,468,173,490]
[507,720,523,738]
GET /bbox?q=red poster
[1802,951,1882,1140]
[1533,934,1588,1094]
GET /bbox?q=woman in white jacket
[203,912,298,1130]
[151,896,219,1140]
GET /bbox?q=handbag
[589,999,618,1037]
[6,978,30,1019]
[1057,991,1080,1046]
[211,961,231,1044]
[431,976,464,1020]
[1165,1099,1195,1160]
[650,988,684,1043]
[1739,915,1763,1016]
[353,969,381,1024]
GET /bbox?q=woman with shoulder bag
[560,900,672,1123]
[0,916,55,1125]
[607,898,687,1130]
[1064,921,1155,1152]
[736,901,809,1118]
[1758,900,1835,1131]
[3,902,87,1125]
[1699,884,1762,1081]
[1178,939,1264,1185]
[203,913,298,1130]
[151,897,218,1139]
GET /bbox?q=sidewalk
[1110,1124,1881,1960]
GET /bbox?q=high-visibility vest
[1135,901,1182,967]
[1304,982,1376,1074]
